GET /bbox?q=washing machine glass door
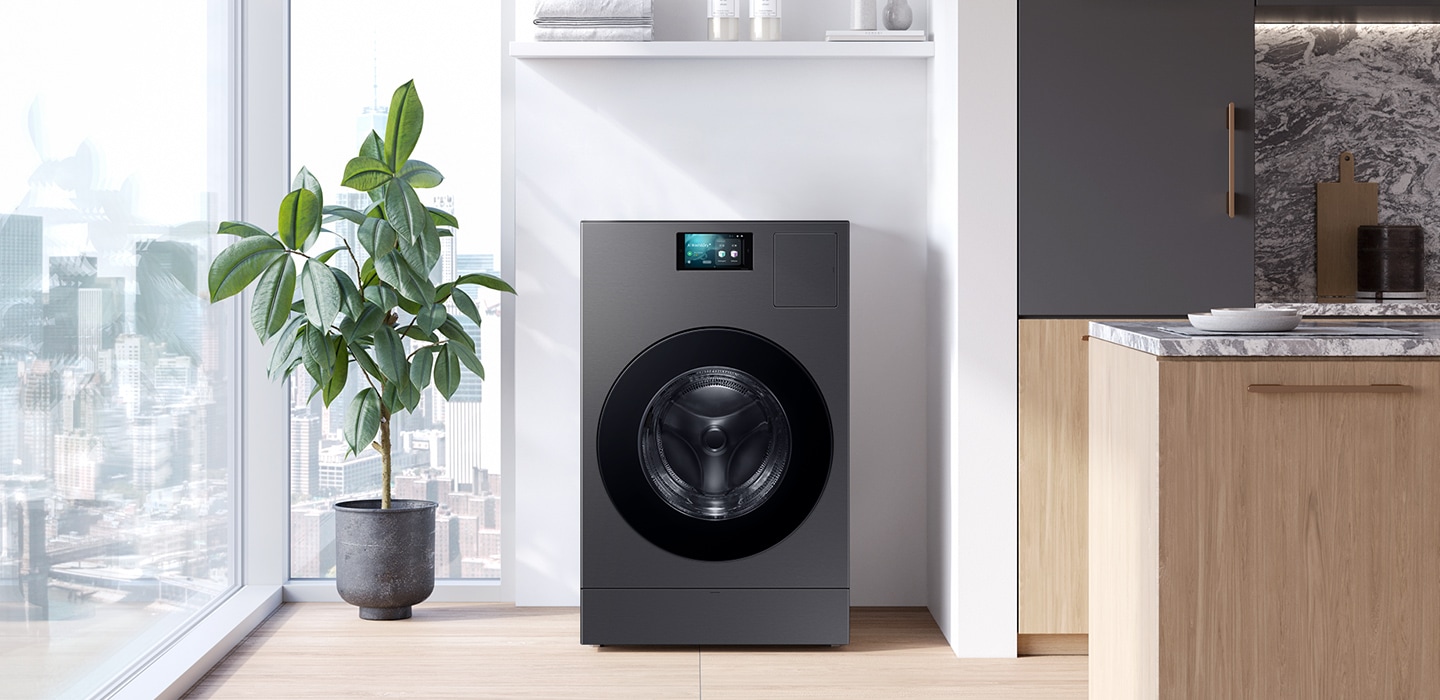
[639,365,791,521]
[597,328,832,561]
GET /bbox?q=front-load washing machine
[582,220,849,646]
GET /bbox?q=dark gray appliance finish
[581,220,849,646]
[1019,0,1255,316]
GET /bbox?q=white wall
[926,0,1018,656]
[512,56,931,605]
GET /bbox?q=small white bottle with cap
[751,0,781,41]
[708,0,739,41]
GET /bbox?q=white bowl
[1210,307,1298,317]
[1189,312,1302,333]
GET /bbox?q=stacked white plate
[1188,307,1302,333]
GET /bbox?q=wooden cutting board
[1316,151,1378,302]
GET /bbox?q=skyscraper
[0,216,43,472]
[0,215,43,305]
[443,255,488,489]
[44,256,92,358]
[290,411,320,498]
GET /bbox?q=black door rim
[596,327,833,561]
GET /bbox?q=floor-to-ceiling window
[288,0,505,582]
[0,1,238,696]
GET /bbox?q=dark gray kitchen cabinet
[1020,0,1255,316]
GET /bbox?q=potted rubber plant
[206,80,514,620]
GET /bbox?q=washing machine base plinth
[580,587,849,646]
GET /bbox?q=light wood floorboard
[185,605,1086,699]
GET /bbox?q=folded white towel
[534,17,653,26]
[534,26,654,41]
[534,0,653,19]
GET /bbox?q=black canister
[1357,225,1426,302]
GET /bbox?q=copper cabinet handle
[1248,383,1413,394]
[1227,102,1236,219]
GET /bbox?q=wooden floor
[185,605,1086,699]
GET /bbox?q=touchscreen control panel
[677,232,752,270]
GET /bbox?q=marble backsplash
[1256,24,1440,303]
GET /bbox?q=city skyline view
[0,1,506,695]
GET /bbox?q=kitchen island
[1088,321,1440,699]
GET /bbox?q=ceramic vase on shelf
[882,0,913,30]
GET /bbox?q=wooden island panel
[1090,340,1440,698]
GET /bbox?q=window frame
[107,0,518,695]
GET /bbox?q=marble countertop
[1089,320,1440,357]
[1256,302,1440,316]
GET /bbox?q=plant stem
[380,405,392,509]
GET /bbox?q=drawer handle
[1248,383,1413,394]
[1226,102,1236,219]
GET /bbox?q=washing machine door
[597,327,833,561]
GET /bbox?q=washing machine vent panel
[640,366,792,521]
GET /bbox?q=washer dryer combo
[582,220,849,646]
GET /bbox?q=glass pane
[0,0,236,696]
[639,367,791,520]
[289,0,504,580]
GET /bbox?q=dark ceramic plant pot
[334,499,437,620]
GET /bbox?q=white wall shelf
[509,41,934,59]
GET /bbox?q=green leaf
[399,325,438,344]
[250,255,296,342]
[292,166,324,208]
[416,303,447,335]
[343,388,381,457]
[364,285,398,312]
[394,291,421,315]
[451,288,484,329]
[313,246,347,264]
[218,221,271,238]
[301,259,343,330]
[357,217,398,258]
[373,326,408,384]
[398,229,426,274]
[449,339,485,381]
[418,215,441,271]
[332,267,363,318]
[302,325,335,386]
[433,282,454,304]
[399,378,422,412]
[427,207,458,229]
[359,257,378,286]
[268,316,306,379]
[398,159,443,188]
[384,179,428,245]
[350,304,385,340]
[456,272,517,295]
[359,130,384,161]
[374,251,434,307]
[342,156,393,191]
[437,228,453,238]
[277,188,321,251]
[352,345,383,381]
[409,346,435,391]
[384,80,424,171]
[322,205,366,226]
[208,236,286,302]
[323,336,348,407]
[433,344,460,399]
[438,316,475,352]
